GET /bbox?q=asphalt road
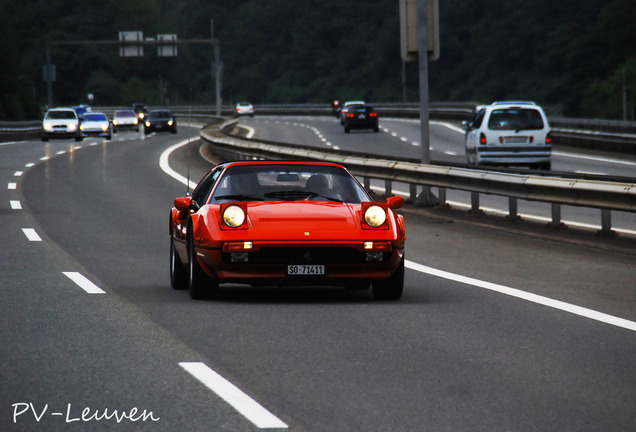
[1,125,635,431]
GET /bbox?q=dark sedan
[144,110,177,134]
[343,104,379,133]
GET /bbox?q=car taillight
[370,112,377,117]
[479,133,487,145]
[346,113,354,118]
[546,132,552,144]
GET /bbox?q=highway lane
[240,115,636,236]
[2,129,636,431]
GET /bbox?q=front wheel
[170,236,187,290]
[372,257,404,300]
[188,233,218,299]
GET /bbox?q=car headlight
[69,123,77,131]
[43,123,53,131]
[168,120,174,126]
[145,121,151,127]
[223,205,246,228]
[364,205,386,227]
[101,124,108,132]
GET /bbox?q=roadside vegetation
[1,0,634,120]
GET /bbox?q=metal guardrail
[200,119,636,236]
[3,104,636,152]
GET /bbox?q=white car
[79,112,112,140]
[463,101,552,170]
[235,102,254,117]
[42,108,82,142]
[112,110,140,132]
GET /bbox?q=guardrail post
[385,180,393,196]
[438,187,447,206]
[507,197,520,220]
[599,209,616,236]
[410,184,418,202]
[469,192,481,214]
[548,203,565,228]
[364,177,371,192]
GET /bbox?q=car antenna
[186,88,192,195]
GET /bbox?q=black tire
[170,236,187,290]
[188,232,219,299]
[344,126,350,133]
[372,256,404,301]
[75,135,83,142]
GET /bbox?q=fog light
[365,252,383,262]
[230,252,249,263]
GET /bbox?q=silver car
[79,112,112,140]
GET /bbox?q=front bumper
[195,242,404,284]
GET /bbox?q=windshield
[46,110,76,120]
[150,111,172,118]
[210,164,370,204]
[116,111,136,118]
[83,113,107,121]
[487,108,544,131]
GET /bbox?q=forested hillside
[1,0,634,120]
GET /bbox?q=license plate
[358,114,366,119]
[287,265,324,275]
[504,136,528,143]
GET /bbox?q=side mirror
[386,195,404,210]
[174,196,193,212]
[461,120,470,131]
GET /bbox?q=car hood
[247,201,358,233]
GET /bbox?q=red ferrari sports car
[169,161,406,300]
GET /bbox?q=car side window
[472,109,485,128]
[191,168,222,205]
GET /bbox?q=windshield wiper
[264,190,311,201]
[214,194,264,201]
[306,192,344,203]
[264,190,343,202]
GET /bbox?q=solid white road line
[179,362,288,429]
[406,260,636,332]
[22,228,42,241]
[159,139,199,189]
[62,272,106,294]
